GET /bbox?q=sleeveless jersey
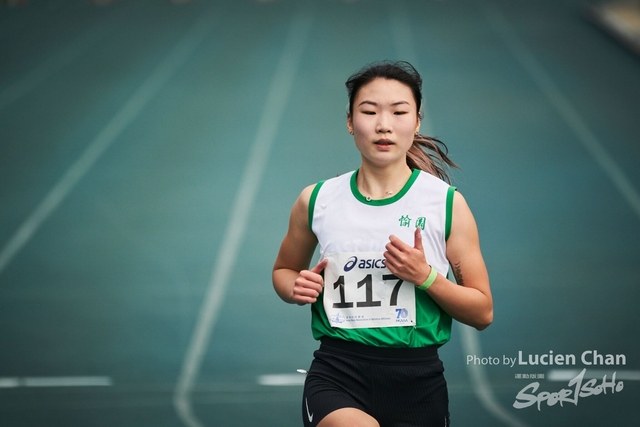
[309,168,456,348]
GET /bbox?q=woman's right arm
[272,185,327,304]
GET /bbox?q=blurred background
[1,0,639,426]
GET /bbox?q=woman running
[273,60,493,427]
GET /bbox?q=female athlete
[272,60,493,427]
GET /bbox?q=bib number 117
[332,274,404,308]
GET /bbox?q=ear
[347,114,354,135]
[415,117,421,135]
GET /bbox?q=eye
[362,111,376,115]
[394,111,408,115]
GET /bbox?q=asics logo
[343,256,386,272]
[344,256,358,272]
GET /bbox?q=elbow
[474,309,493,331]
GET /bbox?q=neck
[357,161,413,200]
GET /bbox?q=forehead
[354,78,415,105]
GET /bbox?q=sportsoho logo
[343,256,387,272]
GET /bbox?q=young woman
[272,61,493,427]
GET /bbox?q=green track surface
[1,0,639,426]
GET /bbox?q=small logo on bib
[396,308,411,323]
[344,256,358,272]
[343,256,387,271]
[330,312,345,324]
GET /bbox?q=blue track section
[1,0,638,426]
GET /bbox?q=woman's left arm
[384,191,493,330]
[429,191,493,330]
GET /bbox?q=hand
[384,228,431,285]
[292,259,328,305]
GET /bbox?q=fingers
[384,230,429,284]
[384,247,401,273]
[310,258,328,274]
[293,259,327,305]
[384,236,406,275]
[413,227,423,251]
[386,229,424,256]
[385,234,410,261]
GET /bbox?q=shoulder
[411,171,454,212]
[414,169,452,191]
[449,191,479,244]
[291,177,334,229]
[291,184,316,222]
[452,191,471,217]
[297,172,354,228]
[307,171,354,201]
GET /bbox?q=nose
[376,112,391,134]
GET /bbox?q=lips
[374,139,394,146]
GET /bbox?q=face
[347,78,420,168]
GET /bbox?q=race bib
[322,252,416,329]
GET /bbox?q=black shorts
[302,337,450,427]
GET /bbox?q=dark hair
[345,60,458,184]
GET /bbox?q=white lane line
[172,6,314,427]
[0,376,112,388]
[461,325,531,427]
[0,7,217,277]
[547,369,640,381]
[257,374,306,386]
[388,0,435,135]
[482,0,640,220]
[390,4,526,427]
[0,378,20,388]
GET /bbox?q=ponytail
[406,134,458,184]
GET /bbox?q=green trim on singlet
[308,181,325,231]
[445,186,457,241]
[350,168,420,206]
